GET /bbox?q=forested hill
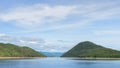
[0,43,45,57]
[62,41,120,58]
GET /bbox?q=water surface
[0,58,120,68]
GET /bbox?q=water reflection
[0,58,120,68]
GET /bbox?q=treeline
[0,43,45,57]
[62,41,120,58]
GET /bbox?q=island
[62,41,120,59]
[0,43,45,58]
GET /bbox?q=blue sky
[0,0,120,52]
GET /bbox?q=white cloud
[0,33,44,46]
[0,34,6,37]
[17,37,45,46]
[0,4,78,28]
[0,2,120,52]
[93,30,120,35]
[0,33,15,42]
[0,2,119,33]
[0,2,119,32]
[0,33,73,52]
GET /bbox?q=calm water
[0,58,120,68]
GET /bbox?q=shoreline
[0,57,120,60]
[79,58,120,60]
[0,57,45,59]
[62,57,120,60]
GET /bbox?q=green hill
[0,43,45,57]
[62,41,120,58]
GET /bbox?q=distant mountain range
[41,52,63,57]
[62,41,120,58]
[1,41,120,58]
[0,43,45,57]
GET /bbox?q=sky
[0,0,120,52]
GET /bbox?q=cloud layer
[0,1,120,52]
[0,4,78,28]
[0,34,73,52]
[0,2,120,31]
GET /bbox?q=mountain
[62,41,120,58]
[0,43,45,57]
[41,52,63,57]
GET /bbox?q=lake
[0,58,120,68]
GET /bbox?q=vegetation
[62,41,120,58]
[0,43,45,57]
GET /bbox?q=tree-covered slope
[0,43,45,57]
[62,41,120,58]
